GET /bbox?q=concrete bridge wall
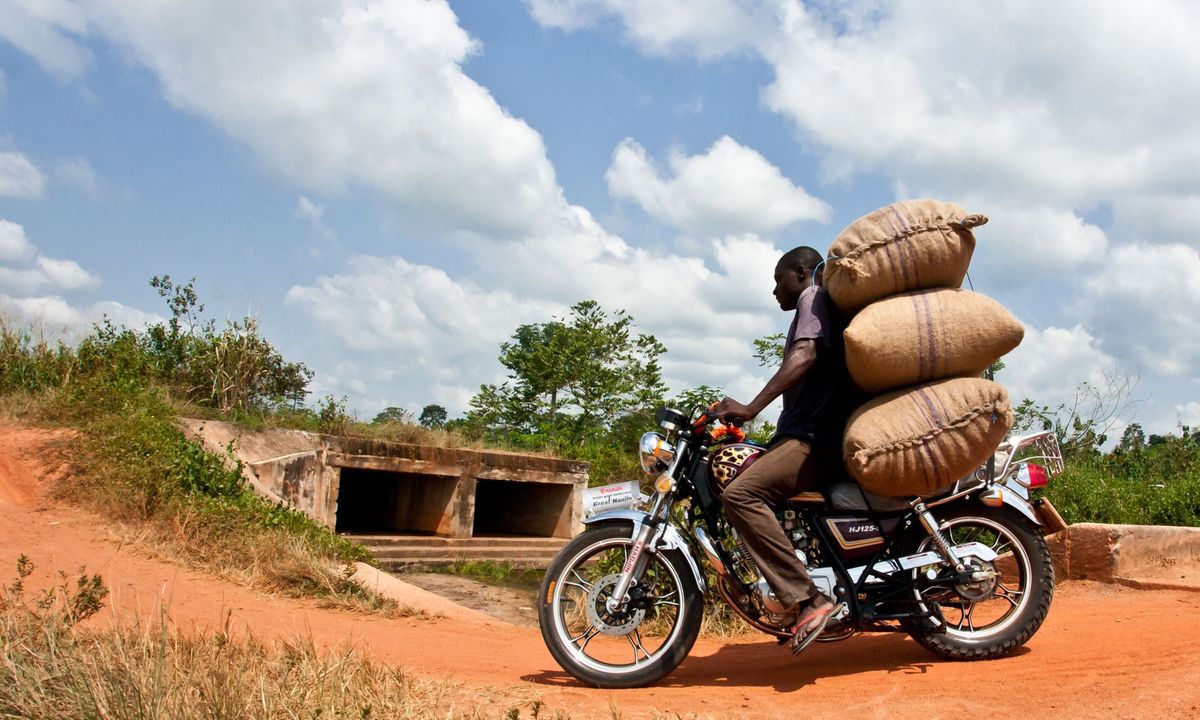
[179,419,589,539]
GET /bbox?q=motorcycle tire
[902,505,1054,661]
[537,523,704,688]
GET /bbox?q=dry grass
[97,515,425,618]
[0,557,566,719]
[697,602,752,638]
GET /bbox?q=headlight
[639,432,675,475]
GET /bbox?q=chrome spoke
[626,629,651,664]
[654,589,679,608]
[573,625,601,652]
[997,582,1025,608]
[569,570,594,591]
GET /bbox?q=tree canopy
[419,404,448,429]
[467,300,667,448]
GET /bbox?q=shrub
[0,278,390,611]
[1046,432,1200,527]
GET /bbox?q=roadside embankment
[1049,523,1200,591]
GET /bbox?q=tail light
[1016,463,1049,489]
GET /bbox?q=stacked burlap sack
[824,200,1021,497]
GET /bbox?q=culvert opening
[473,479,575,539]
[334,468,457,534]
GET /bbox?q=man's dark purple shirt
[773,285,852,449]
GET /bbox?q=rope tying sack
[851,400,1010,467]
[843,376,1014,497]
[825,202,985,316]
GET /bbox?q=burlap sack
[843,378,1013,497]
[844,289,1024,393]
[824,200,987,315]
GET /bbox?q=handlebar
[692,405,747,443]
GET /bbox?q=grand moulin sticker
[581,480,640,518]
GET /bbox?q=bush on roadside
[0,278,396,611]
[1046,431,1200,527]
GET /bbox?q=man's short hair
[778,246,824,279]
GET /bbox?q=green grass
[429,559,544,588]
[56,376,392,610]
[0,316,397,613]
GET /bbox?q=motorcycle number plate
[581,480,640,517]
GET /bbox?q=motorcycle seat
[826,482,912,512]
[788,482,954,513]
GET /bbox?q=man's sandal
[788,601,846,656]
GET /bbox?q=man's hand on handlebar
[710,397,755,425]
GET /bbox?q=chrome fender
[995,480,1043,527]
[583,510,706,592]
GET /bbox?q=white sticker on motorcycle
[582,480,639,517]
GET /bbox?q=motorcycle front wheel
[537,523,703,688]
[903,505,1054,660]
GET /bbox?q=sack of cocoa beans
[843,288,1024,394]
[824,200,987,315]
[843,377,1013,497]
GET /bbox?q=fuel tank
[708,442,766,493]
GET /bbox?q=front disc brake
[587,574,647,636]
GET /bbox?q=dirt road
[1,423,1197,719]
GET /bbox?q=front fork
[605,492,671,613]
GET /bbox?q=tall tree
[371,406,411,425]
[419,404,448,429]
[468,300,667,446]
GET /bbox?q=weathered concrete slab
[350,562,493,622]
[1051,523,1200,591]
[177,418,589,539]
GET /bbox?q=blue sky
[2,0,1199,442]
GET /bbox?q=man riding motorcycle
[712,245,856,654]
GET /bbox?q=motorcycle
[538,406,1067,688]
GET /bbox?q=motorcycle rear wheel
[537,523,703,688]
[903,505,1054,660]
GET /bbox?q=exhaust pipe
[693,526,729,577]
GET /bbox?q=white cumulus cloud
[0,152,47,198]
[69,0,568,240]
[1001,323,1119,408]
[287,227,793,415]
[0,0,92,79]
[606,136,830,235]
[523,0,781,59]
[760,2,1200,208]
[1077,243,1200,378]
[0,220,36,263]
[1,294,160,339]
[35,256,98,291]
[0,221,154,337]
[0,219,100,295]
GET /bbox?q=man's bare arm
[713,339,817,422]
